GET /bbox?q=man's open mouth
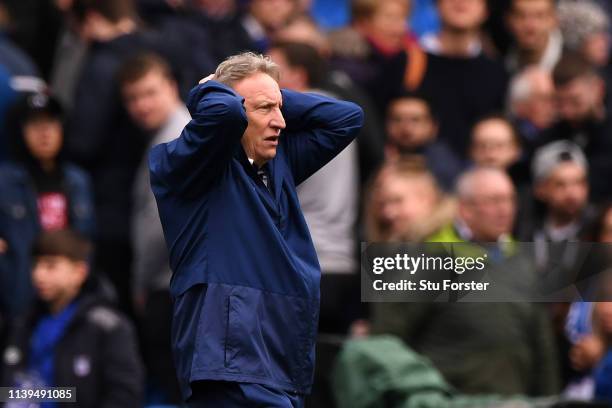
[264,136,279,142]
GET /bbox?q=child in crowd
[1,229,143,408]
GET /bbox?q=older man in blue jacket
[149,52,364,407]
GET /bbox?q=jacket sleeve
[280,90,364,185]
[100,315,144,408]
[149,80,248,197]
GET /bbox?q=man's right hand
[0,238,7,254]
[570,334,605,372]
[199,74,215,84]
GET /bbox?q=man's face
[537,162,588,219]
[470,119,520,169]
[583,32,611,67]
[23,115,63,162]
[362,0,409,50]
[437,0,487,32]
[268,48,307,91]
[249,0,295,31]
[556,76,604,125]
[507,0,556,52]
[514,70,556,129]
[460,173,516,241]
[32,255,86,305]
[233,72,286,165]
[376,173,438,237]
[386,98,436,150]
[122,69,179,131]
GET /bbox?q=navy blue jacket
[0,162,95,316]
[149,80,363,399]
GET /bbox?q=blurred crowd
[1,0,612,406]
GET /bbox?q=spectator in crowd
[557,0,612,107]
[525,143,601,394]
[0,93,94,318]
[119,53,186,315]
[507,65,557,153]
[1,229,143,407]
[0,21,45,160]
[469,114,528,186]
[562,204,612,400]
[268,41,361,336]
[470,115,521,170]
[372,167,561,396]
[384,92,463,190]
[118,52,188,405]
[505,0,562,73]
[546,53,612,201]
[564,302,602,400]
[273,14,332,57]
[66,0,206,312]
[428,167,517,244]
[365,157,456,242]
[416,0,508,158]
[558,0,610,68]
[329,0,421,113]
[241,0,299,52]
[519,141,596,245]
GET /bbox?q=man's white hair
[455,167,510,201]
[507,65,548,115]
[214,52,280,86]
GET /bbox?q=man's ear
[170,79,180,98]
[75,261,89,287]
[430,120,439,138]
[457,201,470,224]
[481,1,490,24]
[534,180,548,201]
[594,76,606,105]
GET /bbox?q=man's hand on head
[199,74,215,84]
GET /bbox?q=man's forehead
[251,88,282,104]
[234,73,282,103]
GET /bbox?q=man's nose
[272,108,286,129]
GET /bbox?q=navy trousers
[187,381,305,408]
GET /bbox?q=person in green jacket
[371,167,561,397]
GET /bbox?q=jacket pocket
[223,286,313,387]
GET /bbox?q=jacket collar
[235,146,284,202]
